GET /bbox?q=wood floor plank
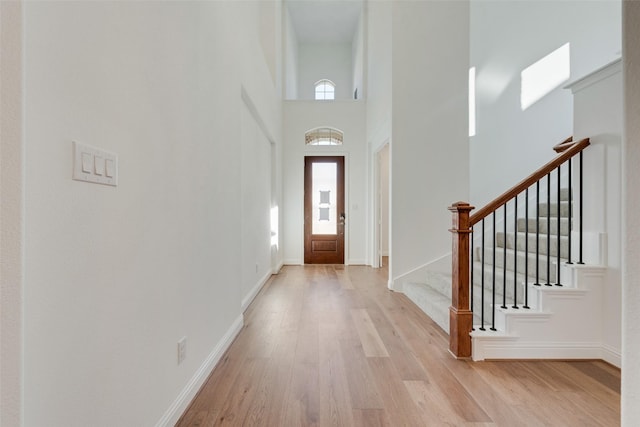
[178,265,621,427]
[350,308,390,357]
[339,338,385,409]
[367,357,426,426]
[280,360,320,427]
[420,359,492,423]
[438,357,533,426]
[566,360,621,393]
[403,380,468,426]
[213,357,269,426]
[318,321,355,426]
[334,266,355,289]
[352,408,391,427]
[543,361,621,413]
[178,351,245,417]
[366,303,429,381]
[247,332,297,427]
[177,409,218,427]
[280,280,321,426]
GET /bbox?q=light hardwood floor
[177,263,620,426]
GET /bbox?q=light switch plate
[105,158,115,178]
[81,152,92,173]
[73,141,118,186]
[94,155,104,176]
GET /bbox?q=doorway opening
[375,143,390,281]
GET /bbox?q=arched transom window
[314,79,335,100]
[305,127,343,146]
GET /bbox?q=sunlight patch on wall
[521,43,570,110]
[271,206,279,247]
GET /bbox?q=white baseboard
[283,258,302,265]
[473,339,607,362]
[155,314,243,427]
[601,344,622,368]
[347,259,367,265]
[242,270,273,312]
[272,261,284,274]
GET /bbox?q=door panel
[304,156,345,264]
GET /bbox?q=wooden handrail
[469,138,590,226]
[553,136,574,153]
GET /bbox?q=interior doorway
[375,143,390,276]
[304,156,345,264]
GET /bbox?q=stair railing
[448,137,590,358]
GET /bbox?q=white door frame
[372,141,390,272]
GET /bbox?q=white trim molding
[155,315,244,427]
[242,271,273,312]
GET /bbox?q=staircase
[473,190,572,324]
[405,138,612,362]
[405,188,575,335]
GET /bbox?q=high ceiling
[286,0,363,44]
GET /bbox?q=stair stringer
[471,264,611,362]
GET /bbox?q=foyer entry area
[178,265,619,426]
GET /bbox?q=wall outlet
[177,336,187,365]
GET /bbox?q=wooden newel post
[448,201,475,358]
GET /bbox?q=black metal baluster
[546,173,552,286]
[513,194,519,309]
[471,224,475,331]
[524,188,530,309]
[480,220,485,330]
[556,165,562,286]
[567,157,573,265]
[535,181,541,286]
[502,203,508,308]
[491,212,497,331]
[578,151,584,264]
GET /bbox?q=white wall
[240,101,274,310]
[259,0,278,87]
[0,2,24,425]
[352,8,365,100]
[297,43,353,100]
[22,2,281,426]
[284,5,299,100]
[470,0,621,208]
[390,0,470,286]
[623,1,640,423]
[379,144,390,256]
[569,59,622,366]
[365,0,391,149]
[365,0,392,270]
[283,101,367,265]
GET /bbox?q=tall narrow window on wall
[315,79,335,100]
[305,127,343,146]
